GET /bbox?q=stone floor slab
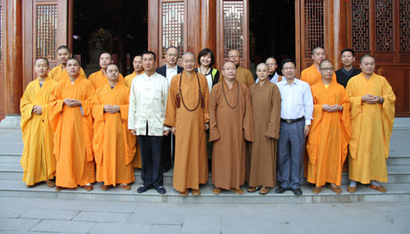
[89,223,151,234]
[29,220,95,233]
[73,211,131,223]
[20,209,79,221]
[0,218,40,232]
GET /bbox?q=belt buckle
[285,119,292,124]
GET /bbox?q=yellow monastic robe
[220,66,255,88]
[209,80,254,190]
[307,80,351,187]
[248,82,281,188]
[48,64,87,82]
[346,73,395,183]
[301,64,336,86]
[49,76,96,188]
[88,69,125,90]
[92,83,136,186]
[124,70,144,88]
[164,71,209,192]
[20,77,57,186]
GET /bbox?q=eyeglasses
[320,67,334,72]
[266,63,277,66]
[282,67,295,70]
[167,53,178,57]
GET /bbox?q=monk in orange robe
[49,58,96,191]
[88,52,124,90]
[48,45,87,82]
[210,61,254,195]
[248,63,281,195]
[301,47,336,86]
[219,50,254,88]
[164,52,209,196]
[346,54,395,193]
[20,58,57,187]
[92,63,136,191]
[307,59,351,194]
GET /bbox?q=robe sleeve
[242,86,254,142]
[307,87,322,166]
[20,83,35,131]
[162,77,171,131]
[339,86,351,165]
[265,84,281,139]
[164,77,178,127]
[380,78,396,159]
[122,92,136,165]
[91,91,105,165]
[346,81,362,159]
[49,84,65,159]
[209,86,220,142]
[83,84,95,162]
[202,77,210,123]
[81,85,95,117]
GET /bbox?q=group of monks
[20,44,395,197]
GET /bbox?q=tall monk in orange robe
[164,52,209,196]
[88,52,124,90]
[124,55,144,169]
[49,58,96,191]
[20,58,57,187]
[248,63,281,195]
[346,54,395,193]
[300,47,336,86]
[48,45,87,82]
[92,64,136,191]
[307,60,351,194]
[210,61,254,195]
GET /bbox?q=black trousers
[161,133,175,170]
[138,136,163,188]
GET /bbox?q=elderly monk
[247,63,281,195]
[48,45,87,82]
[88,52,124,90]
[92,63,136,191]
[307,59,351,194]
[164,52,209,196]
[49,58,96,191]
[346,54,395,193]
[20,58,57,187]
[210,61,254,195]
[301,47,336,86]
[124,55,144,88]
[255,57,282,84]
[220,50,254,88]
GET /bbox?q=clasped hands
[322,104,342,112]
[361,95,383,104]
[32,105,42,115]
[64,99,82,107]
[104,105,120,113]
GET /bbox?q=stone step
[0,180,409,204]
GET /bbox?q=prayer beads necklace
[177,71,204,111]
[222,79,239,109]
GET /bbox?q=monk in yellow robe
[49,58,96,191]
[307,59,351,194]
[92,64,136,191]
[20,58,57,187]
[124,55,144,169]
[164,52,209,196]
[209,61,254,195]
[248,63,281,195]
[346,54,395,193]
[48,45,87,82]
[124,55,144,88]
[219,50,254,88]
[88,52,124,90]
[301,47,336,86]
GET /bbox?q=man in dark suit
[335,49,361,88]
[156,46,183,172]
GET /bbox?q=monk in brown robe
[124,55,144,88]
[88,52,124,90]
[220,50,254,88]
[164,52,209,196]
[49,58,95,191]
[48,45,87,82]
[248,63,281,195]
[20,58,57,187]
[307,59,351,194]
[301,47,336,86]
[210,61,254,195]
[92,63,136,191]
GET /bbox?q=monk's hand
[71,99,82,107]
[164,130,170,136]
[362,95,375,104]
[328,105,341,112]
[111,105,120,113]
[33,105,42,115]
[63,98,72,106]
[304,125,310,137]
[104,105,112,113]
[372,96,383,104]
[131,129,137,136]
[171,127,176,135]
[205,123,209,131]
[322,104,331,112]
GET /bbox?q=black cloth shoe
[292,188,303,196]
[275,187,287,194]
[155,186,166,194]
[137,185,152,193]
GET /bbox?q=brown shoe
[367,184,387,193]
[247,186,261,193]
[213,187,221,195]
[312,186,324,194]
[46,180,55,188]
[232,188,244,195]
[55,186,63,191]
[120,184,131,191]
[84,184,93,191]
[101,185,111,191]
[179,190,188,196]
[328,184,342,194]
[259,186,269,195]
[192,189,201,196]
[347,186,357,193]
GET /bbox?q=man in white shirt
[275,59,313,196]
[156,46,183,172]
[129,51,170,194]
